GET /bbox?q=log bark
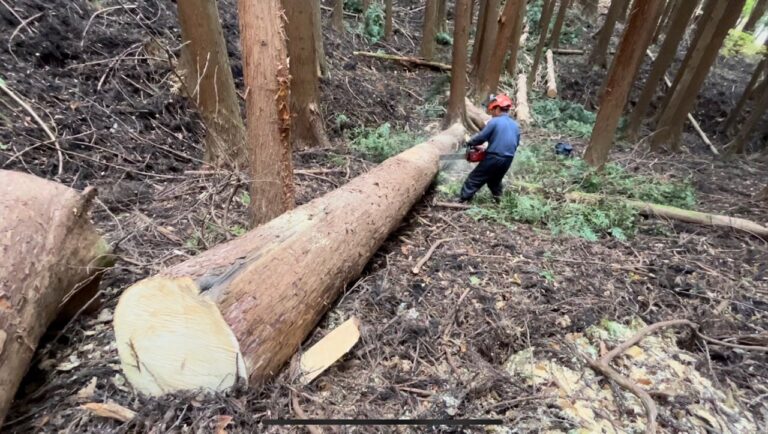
[589,0,629,69]
[333,0,344,33]
[238,0,295,226]
[549,0,571,49]
[726,76,768,154]
[528,0,556,87]
[744,0,768,33]
[446,0,472,126]
[651,0,677,44]
[421,0,440,60]
[505,4,527,76]
[545,49,558,98]
[626,0,699,141]
[177,0,246,168]
[585,0,665,168]
[723,57,767,134]
[650,0,746,152]
[283,0,330,150]
[0,170,113,424]
[385,0,394,40]
[516,73,532,125]
[113,124,467,396]
[476,0,526,100]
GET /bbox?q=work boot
[492,195,501,204]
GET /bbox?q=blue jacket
[467,115,521,158]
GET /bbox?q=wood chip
[300,317,361,384]
[75,377,98,401]
[81,401,136,423]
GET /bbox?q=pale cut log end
[113,276,246,396]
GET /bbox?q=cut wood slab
[300,317,361,384]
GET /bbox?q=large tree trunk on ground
[476,0,526,100]
[446,0,472,126]
[112,124,467,396]
[584,0,665,168]
[549,0,571,49]
[0,170,113,424]
[333,0,344,33]
[177,0,246,168]
[650,0,746,152]
[745,0,768,33]
[589,0,630,69]
[473,0,500,90]
[421,0,440,60]
[626,0,699,140]
[726,77,768,154]
[528,0,557,87]
[505,1,527,76]
[385,0,394,40]
[283,0,330,150]
[723,57,767,133]
[238,0,295,226]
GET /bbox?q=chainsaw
[440,138,487,163]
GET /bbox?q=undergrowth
[722,29,767,58]
[349,123,424,162]
[532,99,596,138]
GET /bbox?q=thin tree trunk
[446,0,472,126]
[505,1,527,75]
[745,0,768,33]
[113,124,469,396]
[474,0,500,89]
[333,0,344,32]
[652,0,676,44]
[726,77,768,154]
[312,0,327,77]
[589,0,630,69]
[471,0,488,70]
[723,57,767,133]
[177,0,246,168]
[238,0,295,226]
[550,0,571,49]
[626,0,698,140]
[0,171,113,425]
[585,0,665,168]
[421,0,440,60]
[650,0,746,152]
[476,0,525,99]
[528,0,556,87]
[385,0,394,40]
[437,0,448,33]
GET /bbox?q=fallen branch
[551,48,584,55]
[516,73,533,125]
[353,51,451,71]
[433,201,472,210]
[412,238,454,274]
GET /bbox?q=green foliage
[532,99,596,138]
[349,123,423,162]
[558,24,582,46]
[228,225,247,237]
[239,190,251,206]
[364,3,385,43]
[436,32,453,46]
[722,29,767,58]
[0,142,8,150]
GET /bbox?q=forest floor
[1,0,767,433]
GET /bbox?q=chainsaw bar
[439,153,467,161]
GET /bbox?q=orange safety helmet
[487,94,514,111]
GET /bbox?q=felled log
[0,170,113,424]
[551,48,584,55]
[353,51,452,71]
[516,73,533,125]
[546,49,558,98]
[113,124,466,395]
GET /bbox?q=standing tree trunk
[505,1,527,75]
[238,0,295,226]
[589,0,630,69]
[421,0,440,60]
[312,0,328,77]
[528,0,556,87]
[437,0,448,33]
[618,0,633,23]
[726,76,768,154]
[584,0,665,168]
[471,0,488,71]
[473,0,501,89]
[723,57,767,133]
[476,0,526,99]
[333,0,344,32]
[283,0,331,151]
[626,0,698,140]
[177,0,246,168]
[0,171,113,425]
[549,0,571,49]
[745,0,768,33]
[649,0,746,152]
[446,0,472,126]
[385,0,394,40]
[652,0,677,44]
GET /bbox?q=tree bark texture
[446,0,472,126]
[421,0,440,60]
[528,0,556,87]
[652,0,677,44]
[113,124,468,396]
[385,0,394,40]
[333,0,344,32]
[474,0,500,89]
[476,0,526,100]
[471,0,488,71]
[585,0,665,168]
[549,0,571,49]
[177,0,246,168]
[0,170,113,424]
[589,0,630,68]
[505,1,527,76]
[726,76,768,154]
[626,0,698,140]
[312,0,328,77]
[745,0,768,33]
[650,0,746,152]
[283,0,330,151]
[723,56,767,133]
[238,0,295,226]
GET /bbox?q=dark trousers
[460,154,513,201]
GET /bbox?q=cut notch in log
[546,49,558,98]
[113,123,467,396]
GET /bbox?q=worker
[459,94,521,203]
